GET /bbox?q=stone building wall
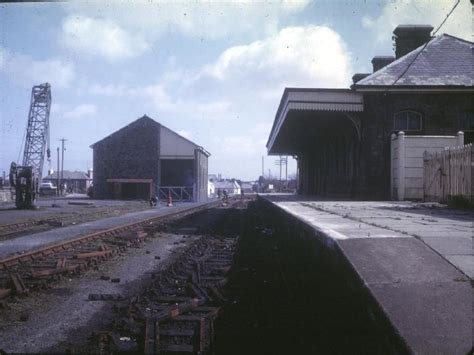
[93,119,160,199]
[358,92,473,199]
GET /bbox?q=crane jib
[11,83,52,209]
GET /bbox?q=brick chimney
[352,73,370,84]
[393,25,433,58]
[371,56,395,72]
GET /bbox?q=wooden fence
[423,144,473,203]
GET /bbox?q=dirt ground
[0,206,240,353]
[0,231,195,353]
[0,200,390,354]
[213,201,387,355]
[0,197,151,239]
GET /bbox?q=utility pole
[261,156,264,178]
[279,155,282,191]
[56,147,60,195]
[60,138,66,195]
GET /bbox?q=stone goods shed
[91,115,209,202]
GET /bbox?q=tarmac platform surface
[261,195,473,354]
[0,201,204,260]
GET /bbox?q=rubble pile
[88,235,237,354]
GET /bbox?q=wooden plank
[158,344,194,352]
[31,268,66,278]
[423,144,473,203]
[144,318,158,355]
[159,329,195,337]
[75,250,112,259]
[0,288,12,299]
[10,273,27,294]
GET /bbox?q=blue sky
[0,0,469,181]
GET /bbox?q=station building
[91,115,210,202]
[267,25,473,199]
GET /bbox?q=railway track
[0,204,150,239]
[0,200,225,301]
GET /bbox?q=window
[459,112,474,131]
[393,111,422,131]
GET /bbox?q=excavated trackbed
[0,199,227,301]
[0,199,247,354]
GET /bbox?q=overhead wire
[390,0,461,86]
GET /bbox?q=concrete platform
[0,201,208,260]
[261,195,473,354]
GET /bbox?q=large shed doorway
[160,159,194,186]
[107,178,153,200]
[159,159,194,201]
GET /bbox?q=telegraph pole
[56,147,60,195]
[60,138,66,195]
[279,155,282,191]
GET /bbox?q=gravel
[0,232,198,353]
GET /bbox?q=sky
[0,0,470,181]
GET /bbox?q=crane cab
[10,163,38,209]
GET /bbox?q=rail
[0,199,224,269]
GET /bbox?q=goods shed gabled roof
[354,34,474,90]
[90,115,210,156]
[90,115,159,149]
[266,88,363,154]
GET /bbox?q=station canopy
[266,88,364,155]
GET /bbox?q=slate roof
[90,115,208,155]
[355,34,473,88]
[43,171,91,180]
[90,115,159,148]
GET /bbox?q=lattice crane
[10,83,51,209]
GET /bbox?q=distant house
[90,115,210,201]
[267,25,473,199]
[208,180,215,196]
[213,180,241,195]
[240,182,255,193]
[43,170,92,193]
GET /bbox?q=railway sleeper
[145,309,219,354]
[75,249,113,260]
[0,288,12,299]
[9,273,28,295]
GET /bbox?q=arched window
[393,111,422,131]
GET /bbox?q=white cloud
[66,0,311,41]
[0,48,5,68]
[89,83,171,105]
[61,15,150,60]
[362,0,471,43]
[89,82,231,119]
[78,24,350,179]
[0,47,75,88]
[212,135,263,156]
[195,101,232,118]
[64,104,98,119]
[177,130,192,139]
[199,25,353,90]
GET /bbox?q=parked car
[39,182,57,196]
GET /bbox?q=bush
[447,195,474,209]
